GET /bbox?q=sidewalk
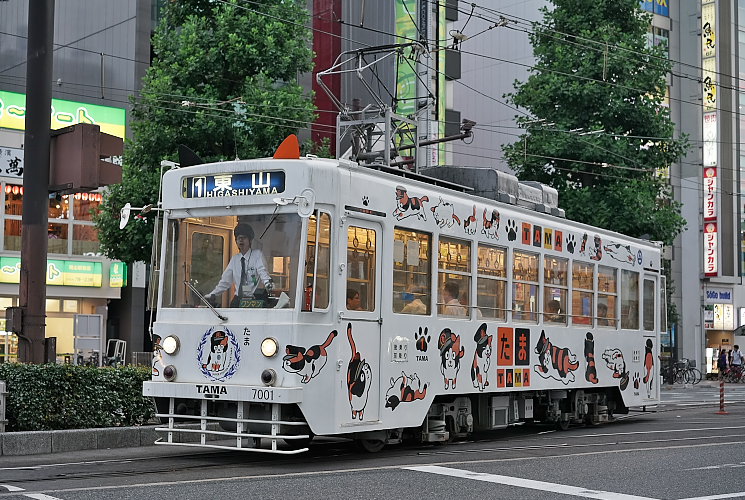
[0,423,219,456]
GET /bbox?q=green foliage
[502,0,689,246]
[0,364,154,431]
[95,0,317,263]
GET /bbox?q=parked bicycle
[673,358,702,385]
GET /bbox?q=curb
[0,423,220,456]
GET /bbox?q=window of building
[393,228,431,315]
[572,262,594,325]
[47,222,69,254]
[621,270,640,329]
[597,266,618,328]
[544,255,568,324]
[346,226,376,312]
[438,237,470,318]
[513,250,538,322]
[72,192,102,221]
[477,244,506,320]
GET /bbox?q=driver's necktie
[238,256,246,297]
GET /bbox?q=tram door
[641,273,659,401]
[338,220,382,425]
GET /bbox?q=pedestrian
[731,345,743,378]
[718,348,728,378]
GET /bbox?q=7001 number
[252,388,274,401]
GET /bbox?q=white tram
[143,135,664,454]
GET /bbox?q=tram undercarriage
[152,387,626,453]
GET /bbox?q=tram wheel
[357,438,385,453]
[556,415,570,431]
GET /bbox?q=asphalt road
[2,383,745,500]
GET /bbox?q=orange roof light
[273,134,300,160]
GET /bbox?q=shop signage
[109,261,126,288]
[703,167,717,220]
[0,257,103,287]
[705,287,732,303]
[0,147,23,181]
[703,222,718,276]
[714,304,734,330]
[0,90,126,139]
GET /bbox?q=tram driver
[205,223,274,307]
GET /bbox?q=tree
[95,0,316,264]
[502,0,689,246]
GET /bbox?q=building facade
[0,0,154,363]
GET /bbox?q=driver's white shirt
[209,249,271,298]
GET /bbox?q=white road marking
[678,494,745,500]
[0,484,24,491]
[0,484,63,500]
[405,465,658,500]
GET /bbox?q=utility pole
[19,0,55,363]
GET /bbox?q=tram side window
[393,228,431,315]
[643,278,655,331]
[597,266,618,328]
[303,212,331,310]
[477,244,506,320]
[572,262,594,325]
[347,226,376,312]
[513,250,539,322]
[438,237,471,318]
[621,270,639,329]
[543,256,568,324]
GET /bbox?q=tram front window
[162,214,302,309]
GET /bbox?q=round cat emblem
[197,327,241,381]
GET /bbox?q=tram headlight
[161,335,180,355]
[261,337,279,358]
[163,364,177,382]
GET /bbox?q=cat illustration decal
[471,323,492,391]
[602,347,630,391]
[462,205,478,235]
[197,327,240,382]
[584,332,598,384]
[643,339,655,397]
[589,235,603,261]
[347,323,372,420]
[385,372,428,410]
[439,328,465,390]
[533,330,579,384]
[283,330,337,383]
[481,208,500,239]
[431,197,461,228]
[603,242,636,265]
[393,186,429,221]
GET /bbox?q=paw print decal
[415,327,430,352]
[362,196,369,206]
[633,372,640,389]
[566,234,576,254]
[505,219,518,241]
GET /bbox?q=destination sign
[182,171,285,199]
